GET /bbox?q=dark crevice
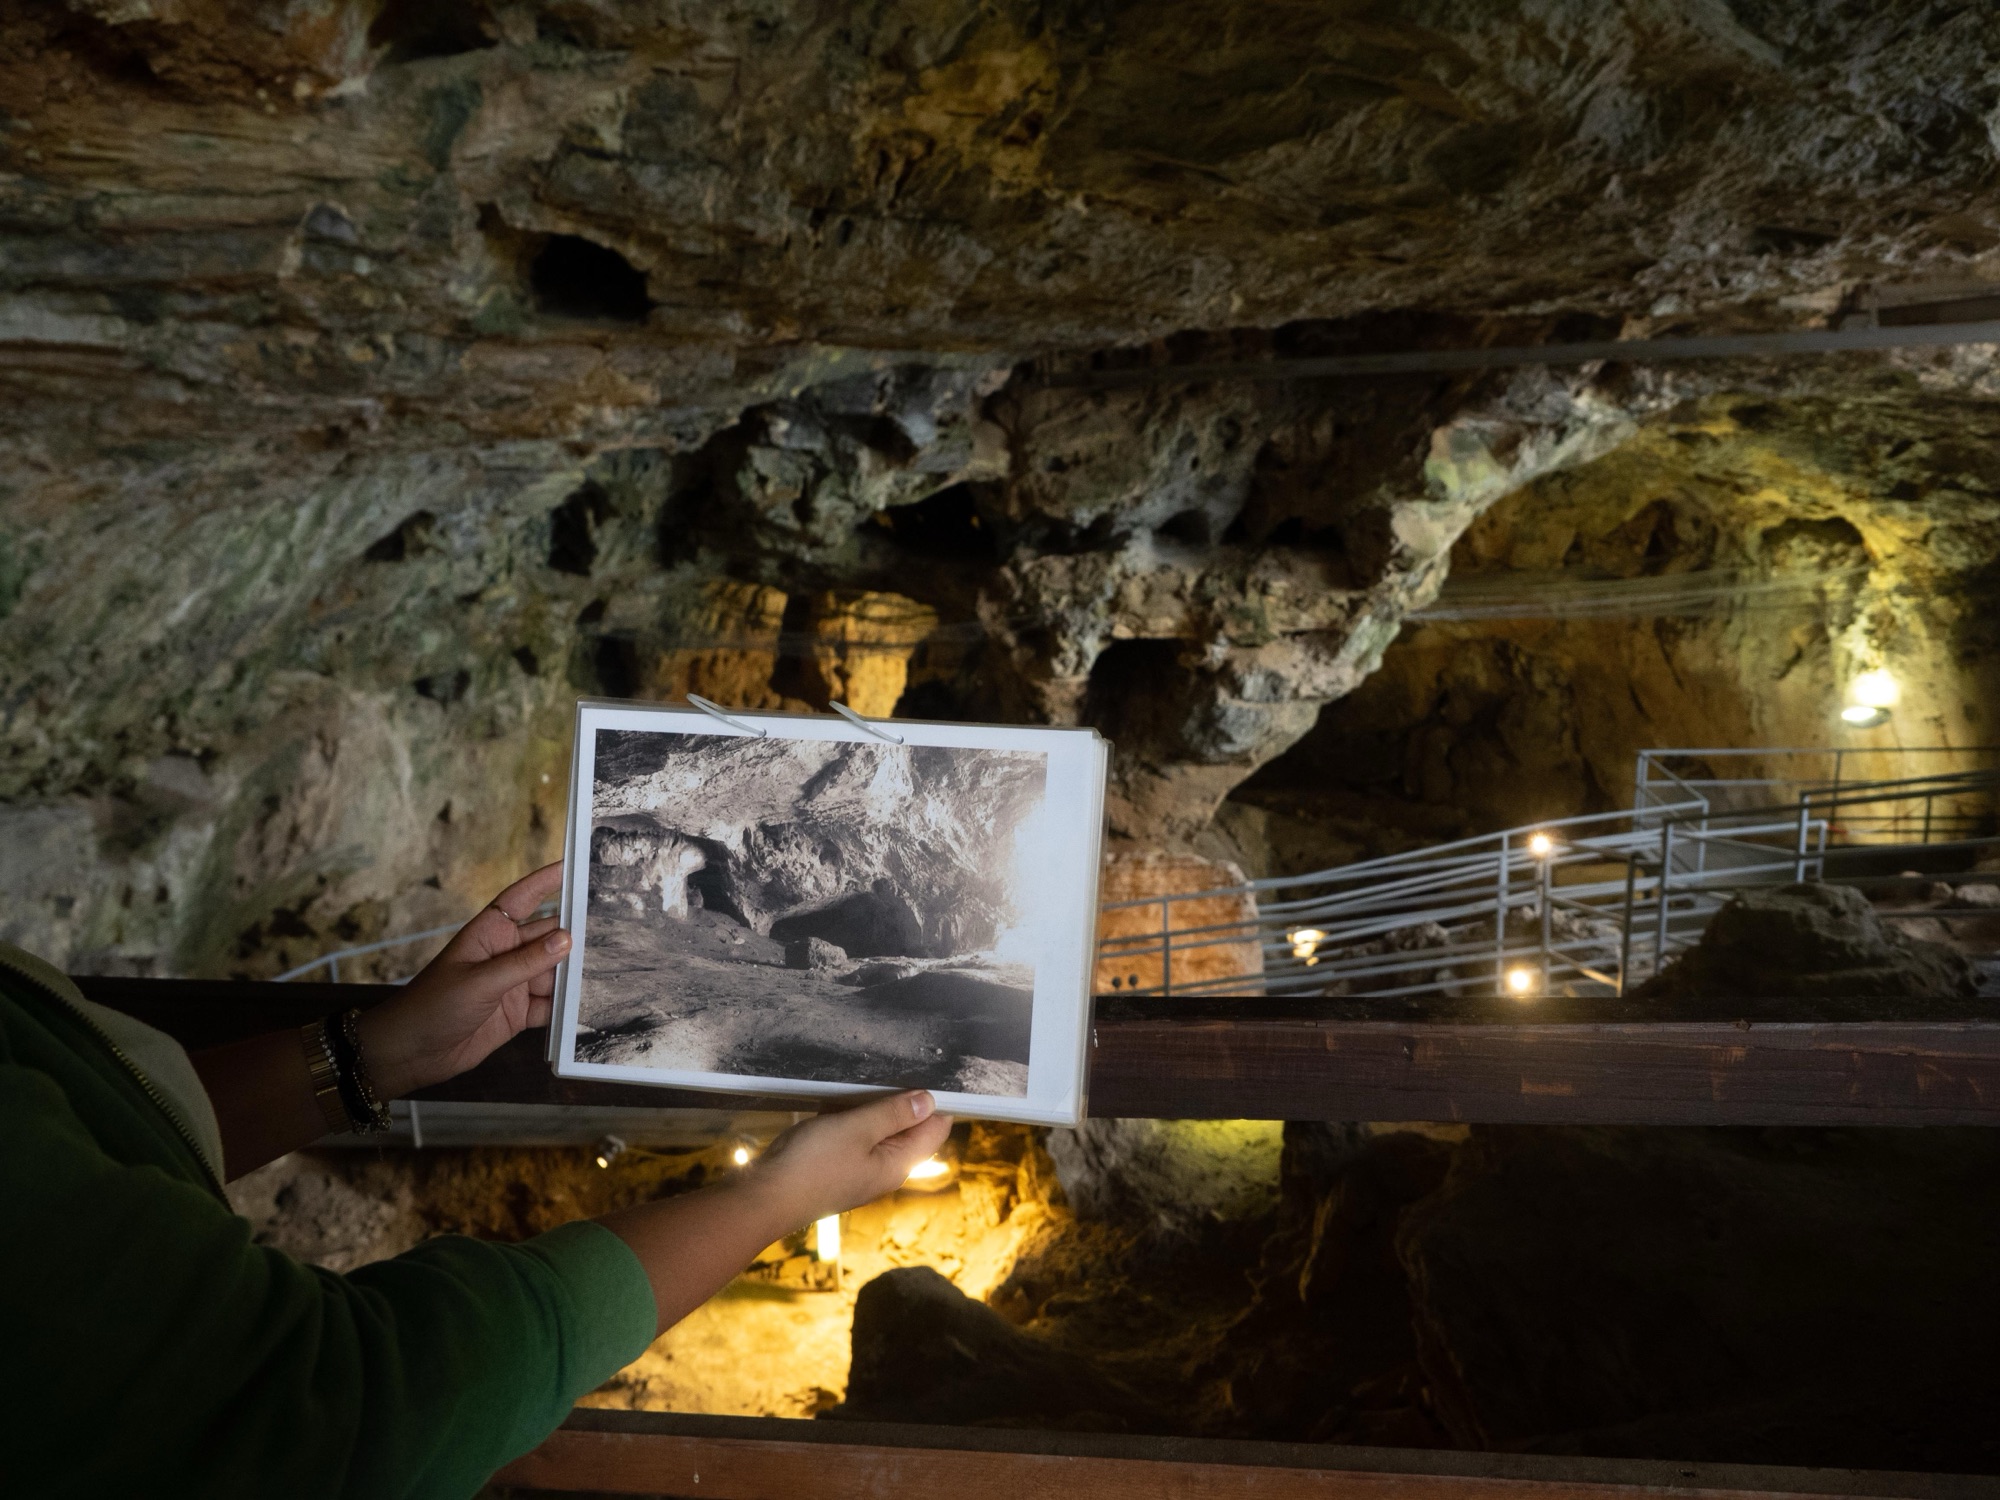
[549,481,612,575]
[529,235,653,322]
[369,0,497,64]
[871,484,1005,563]
[363,510,437,563]
[590,635,643,700]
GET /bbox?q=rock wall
[6,3,2000,971]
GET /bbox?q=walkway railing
[1103,748,1998,1000]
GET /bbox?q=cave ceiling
[4,0,2000,973]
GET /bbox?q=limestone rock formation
[1632,882,1979,1011]
[6,2,2000,973]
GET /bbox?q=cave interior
[4,0,2000,1484]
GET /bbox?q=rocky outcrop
[828,1265,1156,1430]
[1395,1125,2000,1470]
[1632,882,1979,1011]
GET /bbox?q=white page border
[550,700,1103,1126]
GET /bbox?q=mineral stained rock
[1633,882,1979,1010]
[6,3,2000,973]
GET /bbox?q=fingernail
[910,1091,933,1119]
[546,931,570,955]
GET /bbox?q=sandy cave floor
[583,1173,1054,1418]
[576,903,1032,1095]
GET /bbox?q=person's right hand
[745,1090,953,1226]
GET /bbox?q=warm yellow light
[905,1156,949,1182]
[1289,928,1325,965]
[813,1213,842,1262]
[1505,966,1536,996]
[593,1135,625,1170]
[1849,669,1900,710]
[1840,704,1889,727]
[1527,832,1554,858]
[731,1145,752,1166]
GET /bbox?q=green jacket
[0,949,657,1499]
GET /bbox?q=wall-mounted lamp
[1289,928,1326,966]
[1505,965,1537,998]
[1527,831,1554,858]
[593,1135,627,1170]
[731,1142,754,1167]
[1841,669,1898,728]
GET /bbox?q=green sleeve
[2,1057,658,1500]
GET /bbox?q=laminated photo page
[548,699,1107,1126]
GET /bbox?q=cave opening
[770,889,926,959]
[528,236,654,323]
[871,483,1005,563]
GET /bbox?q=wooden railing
[74,978,2000,1126]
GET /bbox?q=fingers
[517,915,561,944]
[489,860,565,923]
[467,927,571,997]
[837,1089,937,1147]
[527,995,553,1028]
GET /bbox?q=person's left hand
[355,862,571,1099]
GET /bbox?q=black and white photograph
[572,724,1053,1097]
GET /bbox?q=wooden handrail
[490,1409,2000,1499]
[68,978,2000,1125]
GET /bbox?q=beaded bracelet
[327,1008,393,1134]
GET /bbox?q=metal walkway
[1099,746,2000,1000]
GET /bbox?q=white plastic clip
[685,695,769,738]
[830,701,905,744]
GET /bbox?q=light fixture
[731,1144,752,1167]
[906,1156,949,1182]
[593,1135,626,1170]
[813,1213,842,1263]
[1505,966,1537,997]
[1842,669,1898,728]
[1289,928,1326,965]
[1527,831,1554,858]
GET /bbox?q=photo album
[546,698,1108,1126]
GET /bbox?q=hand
[355,863,571,1099]
[743,1091,954,1227]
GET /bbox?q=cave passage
[771,889,927,958]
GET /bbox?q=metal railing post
[1159,894,1172,998]
[1794,795,1812,882]
[1494,838,1511,985]
[1654,821,1675,975]
[1618,855,1638,997]
[328,955,339,983]
[1538,852,1553,985]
